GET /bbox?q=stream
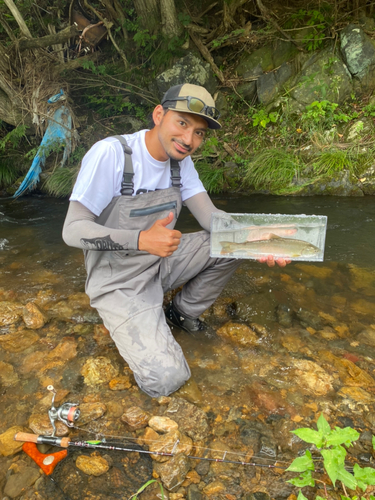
[1,194,375,500]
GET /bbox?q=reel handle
[14,432,70,448]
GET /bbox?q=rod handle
[14,432,38,443]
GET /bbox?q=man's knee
[134,362,191,398]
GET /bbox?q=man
[63,83,286,398]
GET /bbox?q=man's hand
[138,212,182,257]
[257,256,291,267]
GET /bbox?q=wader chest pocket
[129,201,177,217]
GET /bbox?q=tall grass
[195,161,226,193]
[44,167,78,197]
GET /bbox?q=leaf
[286,450,314,472]
[353,463,375,486]
[372,436,375,450]
[287,471,315,488]
[326,427,360,447]
[317,413,331,437]
[297,490,309,500]
[292,428,324,448]
[337,467,357,491]
[321,448,345,486]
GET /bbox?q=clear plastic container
[210,213,327,262]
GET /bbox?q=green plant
[301,101,353,130]
[363,103,375,117]
[43,167,78,197]
[289,9,328,51]
[195,161,226,193]
[0,124,27,151]
[251,109,279,129]
[286,414,375,500]
[129,479,165,499]
[312,150,352,176]
[0,160,19,188]
[244,148,300,192]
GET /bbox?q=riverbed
[1,194,375,500]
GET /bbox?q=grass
[195,161,227,194]
[43,167,78,197]
[0,161,19,188]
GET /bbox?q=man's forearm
[62,201,140,251]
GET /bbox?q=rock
[176,378,202,404]
[240,425,261,453]
[341,24,375,80]
[187,484,203,500]
[81,356,119,386]
[154,453,190,491]
[166,398,209,441]
[0,301,23,326]
[139,426,160,446]
[149,430,193,463]
[257,62,294,104]
[182,470,200,486]
[295,308,322,329]
[0,329,39,352]
[76,454,110,476]
[216,322,258,347]
[291,359,334,395]
[202,481,226,496]
[148,416,179,434]
[0,361,19,386]
[120,406,150,430]
[358,327,375,345]
[109,375,132,391]
[155,53,217,97]
[276,304,293,327]
[22,302,48,329]
[79,402,107,424]
[4,466,40,498]
[0,426,28,456]
[338,386,373,403]
[28,414,69,436]
[93,323,114,346]
[157,396,172,405]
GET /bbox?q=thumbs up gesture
[138,212,182,257]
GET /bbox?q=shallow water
[1,194,375,499]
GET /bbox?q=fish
[219,234,320,258]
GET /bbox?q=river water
[1,194,375,500]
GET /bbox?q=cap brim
[165,107,222,130]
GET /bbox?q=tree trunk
[17,25,79,51]
[160,0,182,37]
[133,0,160,34]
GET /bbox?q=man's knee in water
[134,363,191,398]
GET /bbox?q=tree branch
[188,29,225,84]
[16,25,80,52]
[3,0,33,38]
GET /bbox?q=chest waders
[84,136,240,398]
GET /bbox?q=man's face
[155,107,208,161]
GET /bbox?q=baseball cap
[161,83,221,129]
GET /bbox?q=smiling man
[62,84,239,397]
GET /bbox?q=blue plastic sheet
[13,92,72,198]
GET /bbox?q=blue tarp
[13,92,72,198]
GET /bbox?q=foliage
[301,100,352,130]
[312,149,353,176]
[129,479,164,500]
[43,166,78,197]
[0,124,27,151]
[195,161,226,194]
[286,414,375,498]
[244,149,299,192]
[288,8,329,51]
[0,160,19,188]
[251,109,279,130]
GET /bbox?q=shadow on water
[1,194,375,499]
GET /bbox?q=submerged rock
[28,414,69,436]
[217,322,258,347]
[148,416,179,434]
[4,466,40,498]
[0,426,28,456]
[22,302,48,329]
[166,398,209,441]
[76,453,110,476]
[0,329,39,352]
[291,359,334,395]
[81,356,119,386]
[79,402,107,424]
[154,453,191,491]
[0,361,19,386]
[109,375,132,391]
[0,301,23,326]
[149,429,193,462]
[121,406,150,430]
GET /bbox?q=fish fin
[267,233,282,239]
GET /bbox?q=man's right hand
[138,212,182,257]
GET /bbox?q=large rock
[154,453,190,491]
[289,47,352,111]
[155,53,217,97]
[4,467,40,498]
[81,356,119,386]
[0,361,19,386]
[166,398,209,441]
[22,302,48,329]
[0,329,39,352]
[340,24,375,91]
[0,301,23,326]
[0,426,28,456]
[76,454,110,476]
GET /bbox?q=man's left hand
[257,256,291,267]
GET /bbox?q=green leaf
[321,448,346,485]
[317,413,331,437]
[337,467,357,490]
[354,463,375,486]
[287,470,315,487]
[297,490,309,500]
[326,427,360,447]
[286,450,314,472]
[292,428,324,448]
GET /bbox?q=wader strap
[113,135,134,196]
[170,159,182,188]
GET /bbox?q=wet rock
[79,402,107,424]
[36,389,70,410]
[0,426,28,456]
[0,301,23,326]
[276,304,293,327]
[109,375,132,391]
[154,453,190,491]
[338,386,373,403]
[202,480,225,496]
[0,329,39,352]
[121,406,150,430]
[244,493,271,500]
[260,435,277,457]
[0,361,19,386]
[357,327,375,345]
[295,309,322,329]
[281,334,303,352]
[22,302,48,329]
[187,484,202,500]
[166,398,209,441]
[182,470,200,486]
[81,356,119,386]
[157,396,172,405]
[148,416,179,434]
[149,430,193,463]
[235,294,277,326]
[240,426,261,453]
[291,359,334,395]
[217,322,258,347]
[195,458,210,476]
[246,380,296,416]
[28,414,69,436]
[93,323,114,346]
[21,338,78,374]
[139,426,160,446]
[76,454,110,476]
[176,379,202,404]
[4,466,40,498]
